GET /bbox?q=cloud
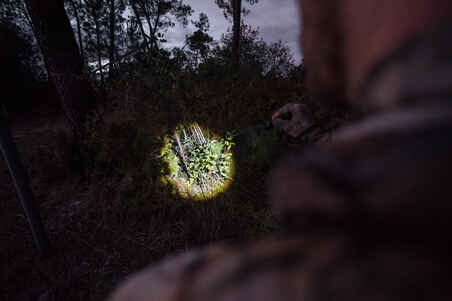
[165,0,303,63]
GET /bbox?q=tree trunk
[150,0,162,53]
[0,114,50,253]
[109,0,116,78]
[68,0,86,66]
[232,0,242,68]
[136,0,158,65]
[24,0,97,140]
[130,0,150,53]
[94,10,105,86]
[137,0,155,48]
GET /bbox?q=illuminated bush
[160,123,235,200]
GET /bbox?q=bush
[160,123,235,200]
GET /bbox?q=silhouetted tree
[215,0,258,69]
[129,0,151,53]
[232,0,241,67]
[0,22,58,115]
[108,0,116,77]
[84,0,107,85]
[209,26,295,77]
[185,13,214,65]
[66,0,86,66]
[24,0,98,140]
[0,113,50,253]
[129,0,193,59]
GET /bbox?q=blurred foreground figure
[110,0,452,300]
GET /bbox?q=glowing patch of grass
[160,123,235,200]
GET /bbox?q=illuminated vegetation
[160,123,235,200]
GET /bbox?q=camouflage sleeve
[109,233,449,301]
[108,237,344,301]
[108,248,219,301]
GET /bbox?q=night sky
[166,0,302,63]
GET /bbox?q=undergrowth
[84,66,344,249]
[2,28,350,301]
[160,123,235,200]
[2,65,346,300]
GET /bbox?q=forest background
[0,1,346,300]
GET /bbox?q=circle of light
[160,123,235,201]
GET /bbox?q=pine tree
[66,0,86,66]
[186,13,214,66]
[215,0,259,69]
[24,0,98,140]
[128,0,193,61]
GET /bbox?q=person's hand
[272,103,313,138]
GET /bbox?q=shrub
[160,123,235,200]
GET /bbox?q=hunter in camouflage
[110,0,452,300]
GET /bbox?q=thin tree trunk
[0,114,50,253]
[150,0,162,52]
[130,0,150,53]
[94,13,107,100]
[232,0,242,68]
[108,0,116,78]
[93,5,108,104]
[136,0,157,66]
[69,0,86,66]
[137,0,155,49]
[93,6,104,83]
[24,0,98,140]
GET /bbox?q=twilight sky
[165,0,303,63]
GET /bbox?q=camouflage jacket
[109,24,452,301]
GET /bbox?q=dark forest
[1,1,346,299]
[8,0,452,301]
